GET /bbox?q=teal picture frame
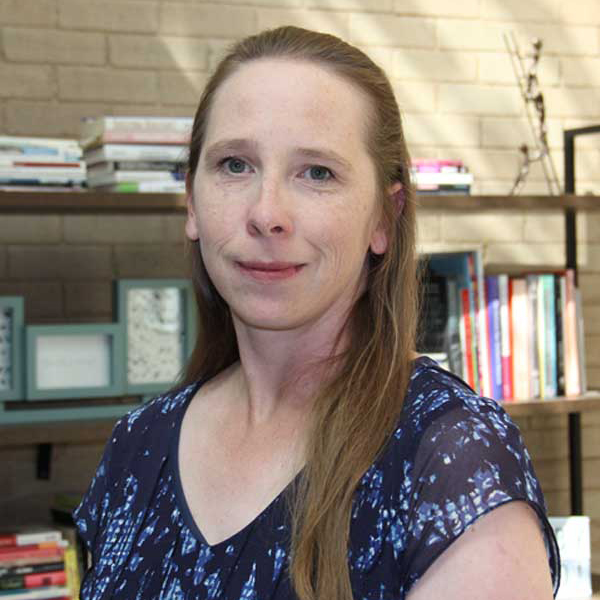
[0,297,25,402]
[25,323,125,401]
[115,278,197,395]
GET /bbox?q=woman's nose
[246,177,294,238]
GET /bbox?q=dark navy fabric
[74,356,560,599]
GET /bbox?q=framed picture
[25,323,125,400]
[0,297,25,402]
[115,279,196,395]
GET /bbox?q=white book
[87,170,180,187]
[411,171,474,185]
[0,136,81,153]
[0,157,83,167]
[81,116,193,147]
[84,144,187,165]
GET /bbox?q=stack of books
[0,526,80,599]
[410,158,473,195]
[81,116,192,193]
[418,250,587,401]
[0,137,85,191]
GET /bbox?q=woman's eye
[220,157,248,174]
[303,165,334,182]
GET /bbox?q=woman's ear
[184,172,200,241]
[369,182,404,255]
[389,181,405,215]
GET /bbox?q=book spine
[526,275,540,399]
[461,288,476,390]
[486,276,503,400]
[467,254,482,395]
[0,533,61,548]
[511,278,530,400]
[537,274,546,398]
[565,269,581,396]
[0,562,64,579]
[544,275,557,398]
[0,570,66,591]
[499,274,513,400]
[556,274,566,396]
[446,278,463,379]
[576,288,587,395]
[63,547,81,600]
[0,546,64,562]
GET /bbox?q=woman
[74,26,559,600]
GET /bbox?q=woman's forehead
[204,58,373,151]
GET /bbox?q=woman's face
[185,58,388,332]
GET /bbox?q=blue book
[485,276,503,400]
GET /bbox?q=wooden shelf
[1,392,599,447]
[502,392,600,418]
[0,190,598,214]
[0,190,186,213]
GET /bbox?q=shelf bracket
[36,443,52,480]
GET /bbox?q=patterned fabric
[74,356,560,600]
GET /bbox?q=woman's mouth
[236,261,305,281]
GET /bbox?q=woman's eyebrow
[203,139,353,172]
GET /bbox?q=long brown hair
[180,26,419,600]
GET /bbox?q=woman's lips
[236,261,305,281]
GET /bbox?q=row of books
[0,137,84,191]
[418,250,586,401]
[410,158,473,195]
[81,116,190,193]
[3,121,475,195]
[0,525,81,600]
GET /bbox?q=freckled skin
[185,58,388,334]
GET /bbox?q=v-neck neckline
[169,382,304,552]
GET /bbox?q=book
[0,570,66,591]
[0,545,65,563]
[425,250,482,392]
[411,158,466,172]
[0,137,81,158]
[0,587,70,599]
[415,184,471,195]
[100,180,186,193]
[81,116,193,148]
[575,288,587,396]
[564,269,581,396]
[510,277,530,401]
[87,169,183,188]
[0,530,63,549]
[416,269,450,358]
[556,274,566,396]
[84,143,187,165]
[0,563,64,579]
[526,275,540,399]
[411,171,474,186]
[445,278,463,378]
[498,274,513,401]
[539,274,557,399]
[87,161,185,175]
[485,276,503,400]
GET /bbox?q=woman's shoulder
[398,355,515,444]
[106,379,203,467]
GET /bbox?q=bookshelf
[1,190,599,515]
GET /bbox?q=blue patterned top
[74,356,560,600]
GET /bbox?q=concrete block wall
[1,0,600,575]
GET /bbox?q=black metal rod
[568,413,583,515]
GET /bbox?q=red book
[461,288,476,390]
[0,546,64,562]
